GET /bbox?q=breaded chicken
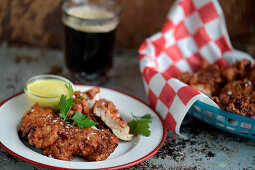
[74,87,101,109]
[68,88,100,118]
[72,88,109,130]
[20,103,119,161]
[178,59,255,117]
[178,60,222,96]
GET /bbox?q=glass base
[71,71,111,85]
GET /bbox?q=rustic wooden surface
[219,0,255,57]
[0,0,254,56]
[0,0,172,49]
[0,0,63,48]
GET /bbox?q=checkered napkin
[139,0,253,137]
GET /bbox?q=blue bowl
[188,100,255,139]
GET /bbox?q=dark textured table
[0,44,254,170]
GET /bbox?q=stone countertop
[0,44,254,170]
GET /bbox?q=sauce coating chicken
[20,103,119,161]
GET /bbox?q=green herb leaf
[58,84,98,128]
[127,113,152,137]
[140,114,152,119]
[58,95,73,121]
[59,83,76,121]
[127,119,136,134]
[135,120,151,137]
[65,83,74,98]
[58,95,68,120]
[70,112,99,129]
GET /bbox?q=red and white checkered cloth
[139,0,252,137]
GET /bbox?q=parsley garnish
[58,83,98,128]
[70,112,98,128]
[127,113,152,137]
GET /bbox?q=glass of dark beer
[62,0,122,83]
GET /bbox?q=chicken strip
[93,99,133,141]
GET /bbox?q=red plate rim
[0,84,167,170]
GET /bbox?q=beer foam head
[62,6,119,33]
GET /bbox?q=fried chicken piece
[220,79,253,97]
[20,103,119,161]
[68,102,83,118]
[20,103,59,148]
[248,67,255,85]
[43,137,74,161]
[178,59,255,117]
[28,124,59,149]
[221,59,251,81]
[221,67,237,81]
[195,62,222,88]
[74,88,101,109]
[68,88,100,118]
[211,93,255,117]
[72,128,119,161]
[178,60,222,96]
[178,72,197,85]
[43,127,119,161]
[93,99,133,141]
[178,73,212,96]
[191,84,213,96]
[71,88,108,130]
[232,59,252,75]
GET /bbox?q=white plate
[0,85,166,169]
